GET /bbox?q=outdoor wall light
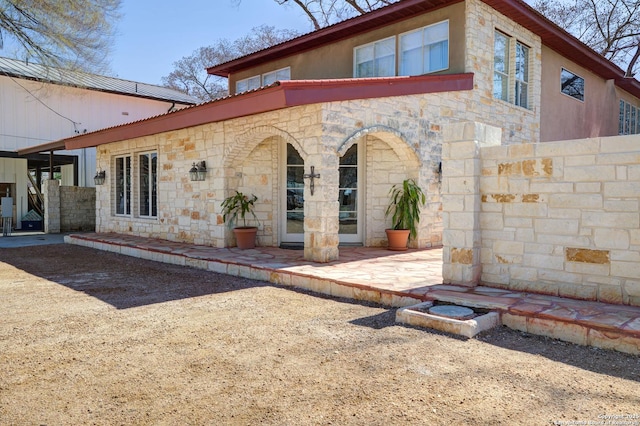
[94,170,106,185]
[189,161,207,181]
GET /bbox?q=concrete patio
[66,233,640,355]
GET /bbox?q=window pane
[494,32,509,73]
[287,189,304,211]
[248,76,260,90]
[286,212,304,233]
[262,71,276,86]
[287,166,304,188]
[515,43,529,82]
[340,167,357,188]
[236,80,248,93]
[425,21,448,41]
[560,68,584,101]
[276,68,290,80]
[115,156,130,215]
[493,74,509,101]
[426,40,448,72]
[287,143,304,165]
[139,152,157,217]
[339,212,358,234]
[355,44,374,77]
[400,30,422,76]
[619,101,625,135]
[375,38,396,76]
[340,144,358,166]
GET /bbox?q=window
[400,21,449,75]
[515,42,529,108]
[139,152,157,218]
[493,30,530,109]
[236,75,260,93]
[262,67,290,86]
[620,100,640,135]
[354,36,396,78]
[560,68,584,101]
[236,67,291,93]
[115,156,131,215]
[493,31,510,102]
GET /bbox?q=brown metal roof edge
[28,74,472,151]
[17,140,67,156]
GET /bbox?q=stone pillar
[303,155,339,263]
[441,122,501,286]
[43,179,61,234]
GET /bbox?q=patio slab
[66,233,640,355]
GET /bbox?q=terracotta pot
[385,229,410,251]
[233,227,258,249]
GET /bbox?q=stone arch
[338,125,421,170]
[225,125,307,169]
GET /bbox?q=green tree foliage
[0,0,121,73]
[162,25,299,102]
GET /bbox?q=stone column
[303,154,339,263]
[441,122,501,286]
[43,179,61,234]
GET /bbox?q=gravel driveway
[1,243,639,425]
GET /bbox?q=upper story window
[400,20,449,76]
[236,67,291,93]
[262,67,291,86]
[493,30,531,109]
[560,68,585,101]
[620,100,640,135]
[354,36,396,78]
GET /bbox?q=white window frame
[114,155,131,216]
[262,67,291,86]
[560,68,585,102]
[399,20,449,76]
[353,36,396,78]
[236,75,261,93]
[138,151,157,219]
[620,100,640,135]
[493,30,531,109]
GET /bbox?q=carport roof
[17,73,474,154]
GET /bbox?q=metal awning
[16,140,67,156]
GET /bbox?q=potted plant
[221,191,259,249]
[384,179,426,251]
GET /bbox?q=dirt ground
[1,244,639,425]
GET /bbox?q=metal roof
[0,56,200,105]
[17,73,474,155]
[206,0,640,99]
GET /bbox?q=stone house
[3,56,197,230]
[23,0,640,269]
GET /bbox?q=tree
[272,0,397,30]
[532,0,640,77]
[0,0,121,73]
[162,25,300,102]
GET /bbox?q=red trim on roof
[34,73,471,152]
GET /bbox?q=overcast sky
[110,0,313,85]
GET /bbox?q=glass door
[281,143,304,244]
[339,144,363,244]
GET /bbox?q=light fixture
[189,161,207,181]
[94,170,106,185]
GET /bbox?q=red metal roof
[206,0,640,99]
[17,73,473,154]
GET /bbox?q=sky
[110,0,314,85]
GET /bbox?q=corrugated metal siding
[0,57,199,105]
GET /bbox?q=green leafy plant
[384,179,426,240]
[221,191,258,228]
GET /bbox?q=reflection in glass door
[282,143,304,243]
[339,144,362,244]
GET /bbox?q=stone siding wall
[443,122,640,307]
[43,181,95,233]
[60,186,96,232]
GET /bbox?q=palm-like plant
[384,179,426,240]
[221,191,258,228]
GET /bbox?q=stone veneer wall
[60,186,96,232]
[443,122,640,307]
[43,181,95,233]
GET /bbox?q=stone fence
[43,180,95,233]
[442,122,640,307]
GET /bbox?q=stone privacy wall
[43,180,95,233]
[443,122,640,307]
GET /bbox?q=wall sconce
[94,170,106,185]
[189,161,207,181]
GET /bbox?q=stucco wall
[443,122,640,307]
